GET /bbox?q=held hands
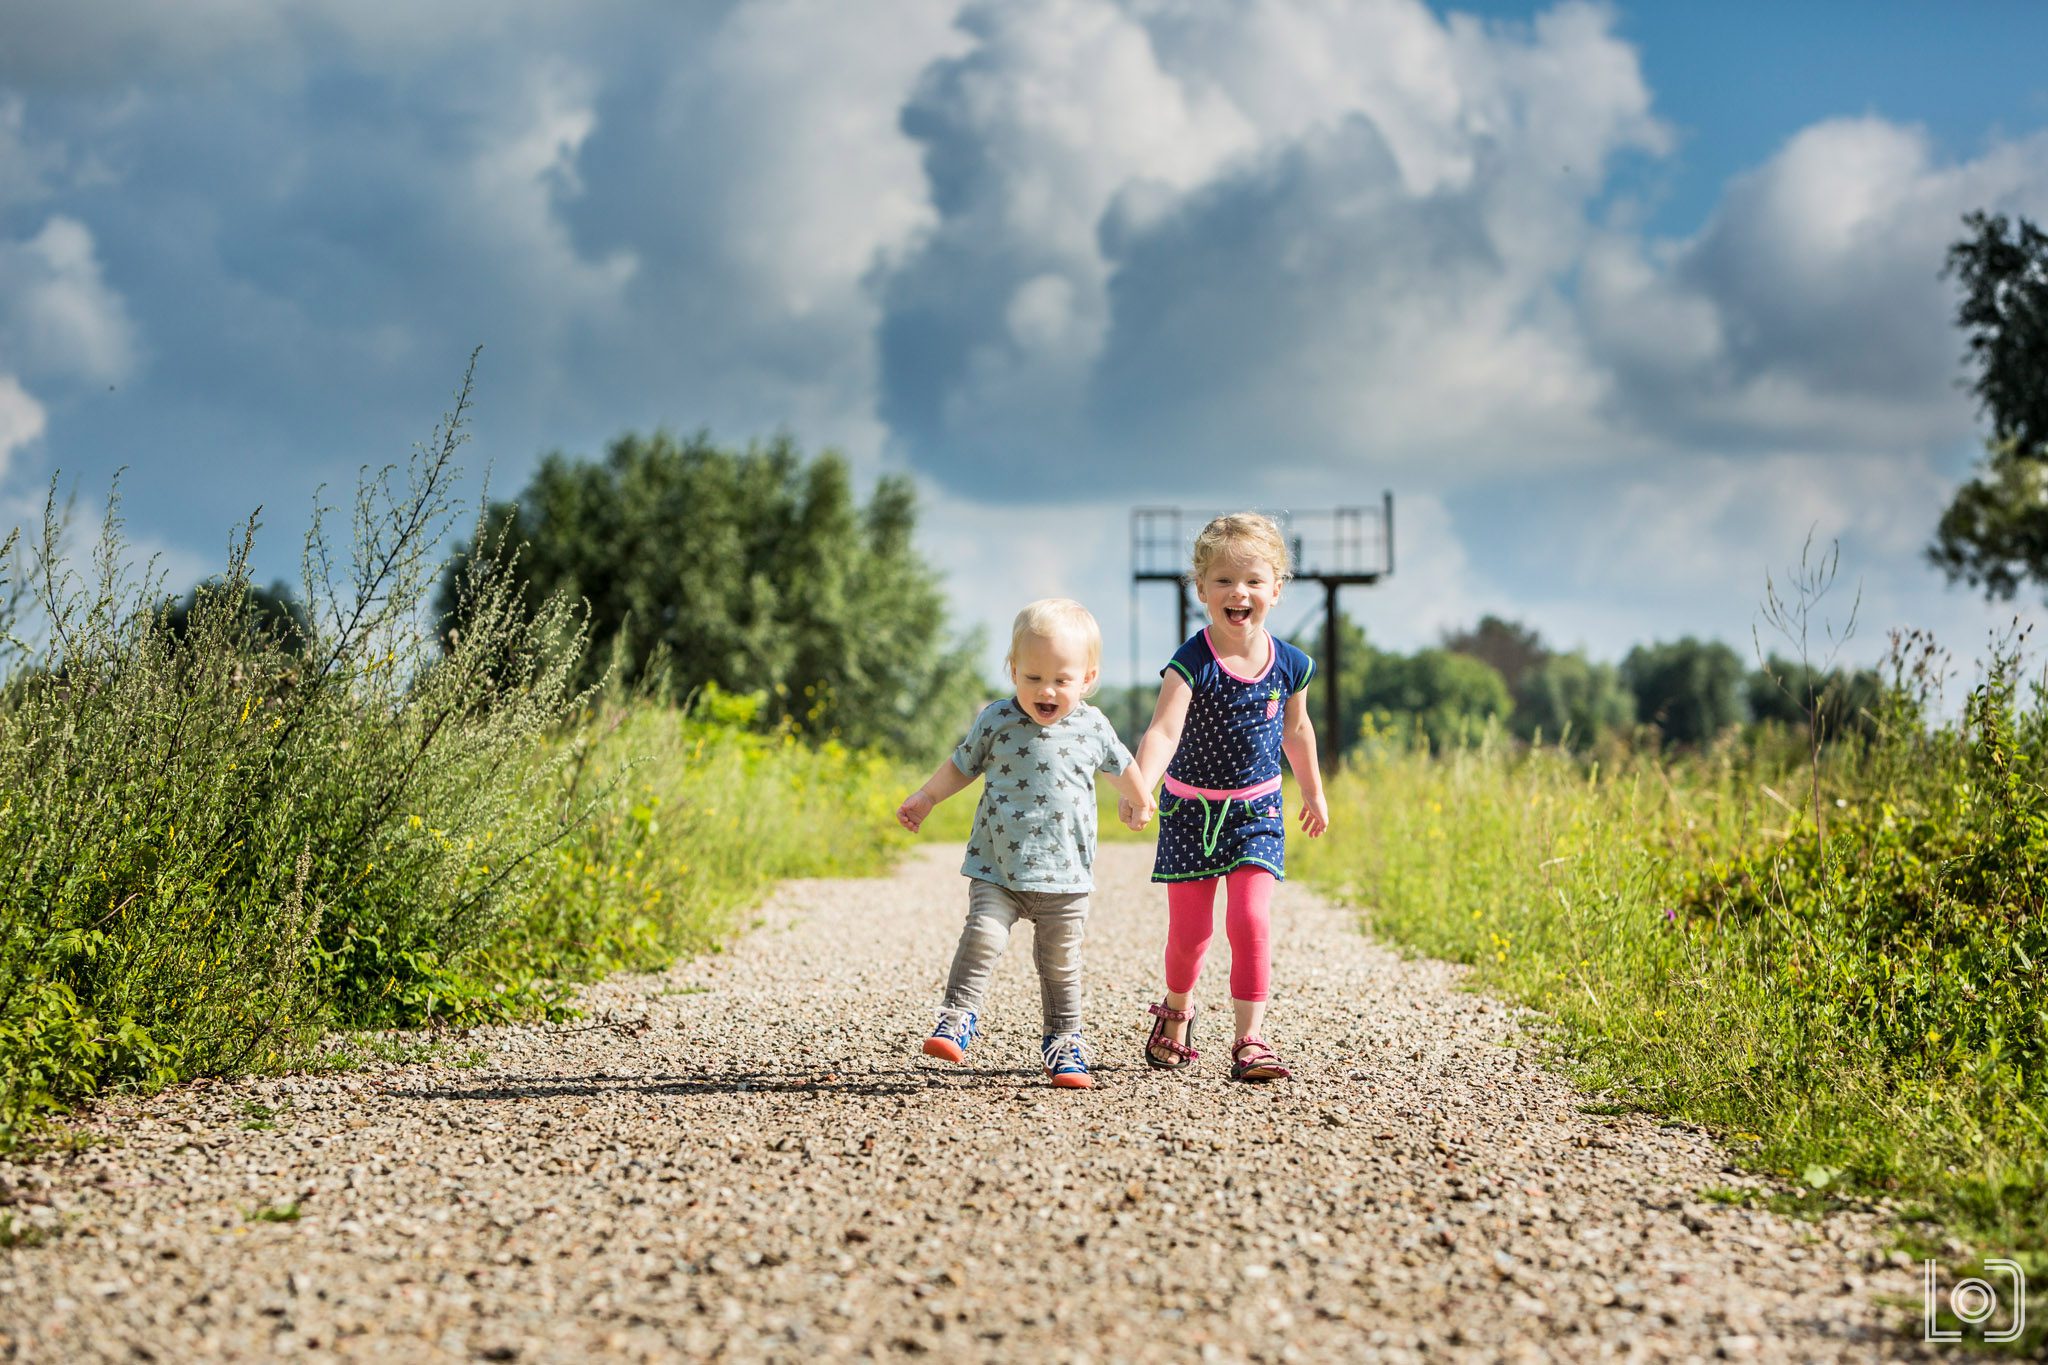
[1118,793,1157,832]
[1297,790,1330,838]
[896,789,934,834]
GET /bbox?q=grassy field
[1293,642,2046,1349]
[0,389,933,1153]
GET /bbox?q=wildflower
[1663,907,1676,924]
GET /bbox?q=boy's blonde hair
[1191,512,1292,585]
[1007,598,1103,696]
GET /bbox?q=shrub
[0,356,590,1145]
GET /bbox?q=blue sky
[3,0,2045,691]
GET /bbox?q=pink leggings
[1164,866,1274,1002]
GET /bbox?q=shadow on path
[383,1063,1139,1104]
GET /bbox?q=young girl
[897,599,1155,1088]
[1124,513,1328,1081]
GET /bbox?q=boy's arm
[1107,757,1154,822]
[1280,689,1328,837]
[897,755,976,834]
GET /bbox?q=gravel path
[3,844,1935,1363]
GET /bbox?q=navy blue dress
[1151,629,1315,882]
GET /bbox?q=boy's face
[1010,631,1097,727]
[1197,550,1281,634]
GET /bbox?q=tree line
[146,207,2044,768]
[1316,612,1881,755]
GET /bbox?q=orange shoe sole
[1047,1071,1093,1089]
[922,1037,965,1063]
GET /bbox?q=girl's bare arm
[1280,689,1328,837]
[1130,672,1193,790]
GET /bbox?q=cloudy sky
[4,0,2046,691]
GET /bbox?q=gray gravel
[2,844,1934,1362]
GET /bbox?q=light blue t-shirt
[950,698,1134,893]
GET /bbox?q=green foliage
[480,687,913,989]
[1512,651,1635,750]
[1621,636,1747,746]
[1442,614,1548,698]
[1744,653,1883,740]
[0,401,960,1152]
[437,431,983,760]
[0,358,592,1145]
[1297,632,2048,1338]
[1302,614,1521,757]
[1301,612,1374,759]
[1684,637,2047,1089]
[158,578,311,650]
[1306,611,1634,756]
[1359,647,1513,753]
[1933,211,2048,599]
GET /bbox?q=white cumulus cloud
[877,0,1668,493]
[1582,118,2048,455]
[0,215,138,385]
[0,375,48,483]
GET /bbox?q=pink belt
[1162,774,1281,801]
[1161,774,1282,858]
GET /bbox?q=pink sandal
[1229,1036,1291,1082]
[1144,1001,1198,1070]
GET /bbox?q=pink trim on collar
[1203,626,1275,684]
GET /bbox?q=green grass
[0,368,937,1152]
[471,685,917,994]
[1295,645,2046,1352]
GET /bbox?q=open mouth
[1225,606,1252,626]
[1034,701,1060,720]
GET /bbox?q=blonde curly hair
[1190,512,1292,585]
[1006,598,1103,697]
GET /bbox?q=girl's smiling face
[1197,550,1281,635]
[1010,630,1097,726]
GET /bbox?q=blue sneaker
[923,1007,977,1063]
[1041,1031,1093,1089]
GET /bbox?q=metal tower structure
[1130,496,1393,768]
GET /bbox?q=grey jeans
[941,879,1090,1035]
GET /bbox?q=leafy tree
[438,431,983,758]
[1931,212,2048,598]
[1301,610,1380,760]
[1442,614,1549,698]
[160,577,310,651]
[1621,637,1746,746]
[1746,656,1884,741]
[1360,648,1512,752]
[1512,651,1634,749]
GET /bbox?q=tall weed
[1297,636,2046,1346]
[0,357,590,1144]
[480,685,913,992]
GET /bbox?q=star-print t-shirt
[1162,629,1315,791]
[950,698,1135,893]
